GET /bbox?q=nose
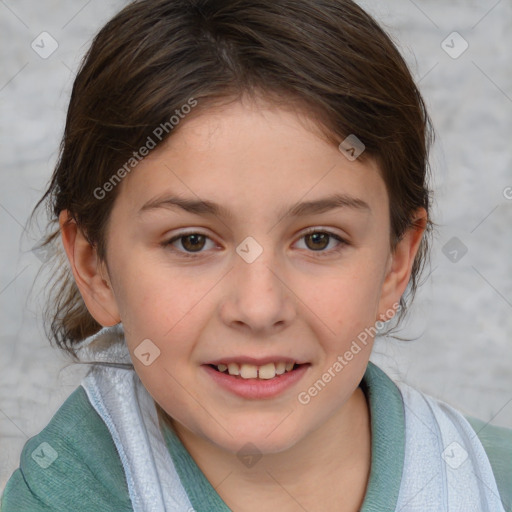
[218,248,296,335]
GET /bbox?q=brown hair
[31,0,434,359]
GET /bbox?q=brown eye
[295,229,348,257]
[304,232,330,251]
[162,232,216,258]
[180,234,206,252]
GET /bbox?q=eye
[295,229,348,256]
[162,232,217,258]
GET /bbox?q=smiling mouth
[208,361,305,380]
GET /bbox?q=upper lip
[205,356,308,366]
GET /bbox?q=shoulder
[465,416,512,512]
[1,385,132,512]
[385,370,511,509]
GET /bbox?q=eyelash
[161,228,348,259]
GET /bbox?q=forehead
[114,99,389,221]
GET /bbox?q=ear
[59,210,121,326]
[377,208,427,321]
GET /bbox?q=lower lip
[202,364,310,400]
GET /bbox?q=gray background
[1,0,511,492]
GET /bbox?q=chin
[205,420,304,457]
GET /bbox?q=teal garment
[0,387,132,512]
[466,416,512,512]
[2,362,511,511]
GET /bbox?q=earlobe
[58,210,121,327]
[377,208,427,320]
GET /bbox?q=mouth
[203,360,310,399]
[208,361,303,380]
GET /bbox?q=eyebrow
[138,193,371,219]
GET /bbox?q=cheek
[111,260,219,374]
[297,259,385,338]
[109,251,190,332]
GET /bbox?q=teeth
[227,363,239,376]
[240,364,258,379]
[275,362,286,375]
[258,363,276,380]
[216,361,297,379]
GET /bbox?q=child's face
[72,98,420,455]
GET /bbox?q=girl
[2,0,511,510]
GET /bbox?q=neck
[157,386,371,511]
